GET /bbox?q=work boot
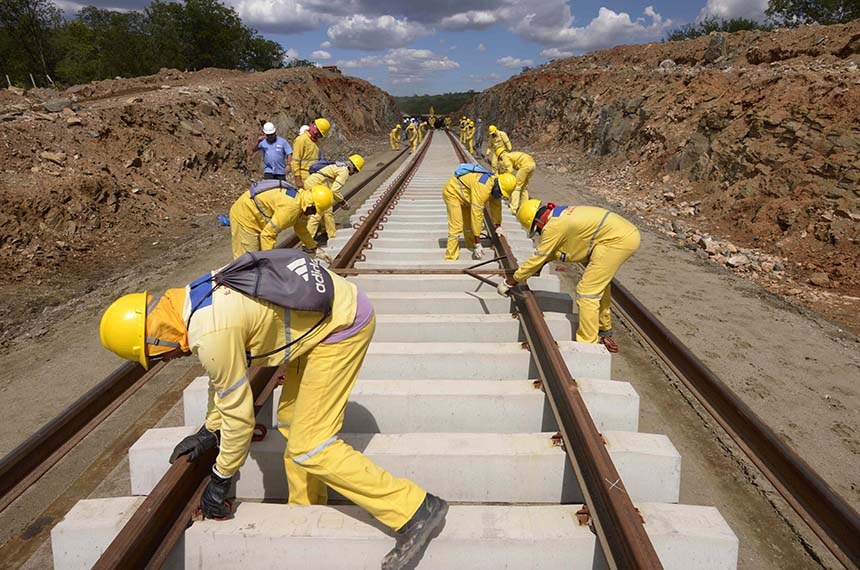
[598,335,619,353]
[382,493,448,570]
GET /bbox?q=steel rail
[446,130,664,569]
[609,280,860,569]
[0,146,409,517]
[91,138,431,569]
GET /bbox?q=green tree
[766,0,860,25]
[145,1,189,71]
[242,35,286,71]
[395,91,478,115]
[666,16,768,41]
[0,0,62,83]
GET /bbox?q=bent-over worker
[496,149,536,212]
[390,125,402,150]
[305,154,364,241]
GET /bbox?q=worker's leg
[444,194,464,260]
[462,204,476,249]
[323,210,337,238]
[490,154,499,173]
[285,317,426,531]
[307,213,323,239]
[575,230,640,343]
[230,222,261,259]
[518,163,534,206]
[277,357,328,504]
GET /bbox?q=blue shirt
[257,137,292,175]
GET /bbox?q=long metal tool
[609,280,860,569]
[445,130,663,568]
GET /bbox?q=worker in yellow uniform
[291,117,330,189]
[442,166,516,260]
[229,181,333,259]
[496,149,536,212]
[305,154,364,241]
[98,249,448,570]
[389,124,401,150]
[418,120,427,144]
[406,121,418,153]
[486,125,512,173]
[444,116,452,130]
[459,117,467,144]
[465,120,476,155]
[498,201,640,352]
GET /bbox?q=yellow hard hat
[100,292,149,368]
[497,173,517,199]
[348,153,364,172]
[311,184,334,212]
[517,199,543,235]
[495,147,508,159]
[488,125,498,134]
[313,118,331,137]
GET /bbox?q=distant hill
[394,92,477,115]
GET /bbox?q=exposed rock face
[462,21,859,299]
[0,67,399,285]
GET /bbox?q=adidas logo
[287,258,309,282]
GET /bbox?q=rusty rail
[445,129,664,568]
[609,280,860,569]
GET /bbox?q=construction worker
[228,181,333,260]
[98,250,449,570]
[418,120,427,144]
[444,116,452,130]
[496,149,536,212]
[465,120,476,155]
[305,154,364,241]
[474,118,484,157]
[389,124,401,150]
[442,167,516,260]
[248,122,292,181]
[406,121,418,153]
[499,201,640,352]
[486,125,512,173]
[291,117,330,188]
[459,117,467,144]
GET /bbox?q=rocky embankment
[0,67,398,339]
[463,20,860,331]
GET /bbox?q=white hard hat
[262,122,276,135]
[299,125,309,135]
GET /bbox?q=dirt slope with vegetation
[462,21,860,331]
[0,66,398,344]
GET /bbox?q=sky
[57,0,771,95]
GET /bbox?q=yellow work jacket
[390,127,401,139]
[229,186,316,250]
[514,206,637,282]
[406,124,417,141]
[290,132,320,182]
[489,130,512,154]
[304,163,349,202]
[499,151,535,173]
[442,172,502,236]
[185,270,359,476]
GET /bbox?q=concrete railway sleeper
[47,130,745,569]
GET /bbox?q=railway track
[6,128,856,569]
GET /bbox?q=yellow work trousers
[410,138,418,153]
[230,221,261,259]
[443,196,477,260]
[508,165,535,213]
[307,210,337,239]
[467,138,475,155]
[276,317,426,530]
[575,228,641,343]
[490,153,499,173]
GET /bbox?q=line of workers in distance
[98,116,639,570]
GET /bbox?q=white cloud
[320,40,331,48]
[282,48,300,64]
[698,0,768,21]
[540,47,574,59]
[310,50,332,60]
[497,56,534,69]
[326,14,430,50]
[477,43,487,52]
[232,0,329,33]
[439,9,502,30]
[337,47,459,85]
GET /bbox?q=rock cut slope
[462,21,860,329]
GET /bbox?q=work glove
[315,247,333,265]
[201,469,234,520]
[495,225,505,237]
[169,425,219,464]
[497,280,514,297]
[471,244,485,260]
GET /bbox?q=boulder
[39,151,66,166]
[43,98,72,113]
[726,254,750,267]
[703,34,727,64]
[809,272,830,287]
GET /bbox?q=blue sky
[58,0,771,95]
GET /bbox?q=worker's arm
[502,132,512,151]
[290,139,305,187]
[470,182,488,239]
[330,167,349,202]
[293,215,318,250]
[489,196,502,226]
[259,196,296,250]
[284,153,293,175]
[247,136,262,159]
[198,327,255,478]
[513,225,564,282]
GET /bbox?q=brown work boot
[382,493,448,570]
[599,335,619,353]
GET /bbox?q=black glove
[169,425,219,463]
[201,470,234,519]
